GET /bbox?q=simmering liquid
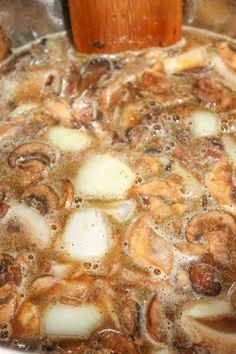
[0,27,236,353]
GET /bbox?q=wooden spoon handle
[68,0,182,54]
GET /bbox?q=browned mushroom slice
[0,27,10,62]
[59,179,74,208]
[120,295,140,336]
[72,93,95,125]
[91,329,138,354]
[0,203,10,220]
[142,71,172,94]
[185,211,236,266]
[216,41,236,70]
[78,58,111,94]
[181,298,236,353]
[228,283,236,311]
[189,263,221,296]
[128,216,174,275]
[22,184,59,215]
[13,301,40,337]
[8,142,56,182]
[146,295,167,343]
[0,283,19,324]
[44,98,72,127]
[0,254,21,287]
[193,78,233,108]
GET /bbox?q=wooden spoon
[68,0,182,54]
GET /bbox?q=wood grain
[68,0,182,54]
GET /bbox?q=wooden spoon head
[68,0,182,54]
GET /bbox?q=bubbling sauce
[0,27,236,353]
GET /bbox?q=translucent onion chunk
[63,208,110,261]
[190,110,219,137]
[74,154,135,199]
[46,126,91,152]
[42,303,103,337]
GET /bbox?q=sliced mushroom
[207,158,236,214]
[228,282,236,311]
[120,102,143,129]
[0,283,19,323]
[0,203,10,220]
[146,296,167,343]
[120,295,140,336]
[59,179,74,208]
[29,275,56,296]
[181,298,236,353]
[0,27,10,62]
[13,301,40,337]
[22,184,59,215]
[9,203,51,249]
[44,98,72,127]
[0,254,21,287]
[185,211,236,266]
[72,93,95,125]
[216,42,236,71]
[91,329,138,354]
[78,58,111,93]
[8,142,55,183]
[193,78,233,108]
[142,71,172,94]
[128,216,174,274]
[189,263,221,296]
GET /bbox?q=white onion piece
[75,154,135,199]
[9,103,40,118]
[190,110,219,137]
[152,348,170,354]
[46,126,91,152]
[0,77,18,101]
[10,203,51,248]
[172,161,204,199]
[42,304,103,337]
[212,53,236,90]
[102,200,136,222]
[50,263,72,279]
[63,208,110,261]
[163,46,208,75]
[222,135,236,165]
[185,298,231,319]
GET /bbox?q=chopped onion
[10,203,51,248]
[46,126,91,152]
[184,298,231,319]
[63,208,110,261]
[190,110,219,137]
[212,53,236,90]
[222,134,236,165]
[50,263,72,279]
[74,154,135,199]
[42,303,103,337]
[102,200,136,222]
[163,47,208,75]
